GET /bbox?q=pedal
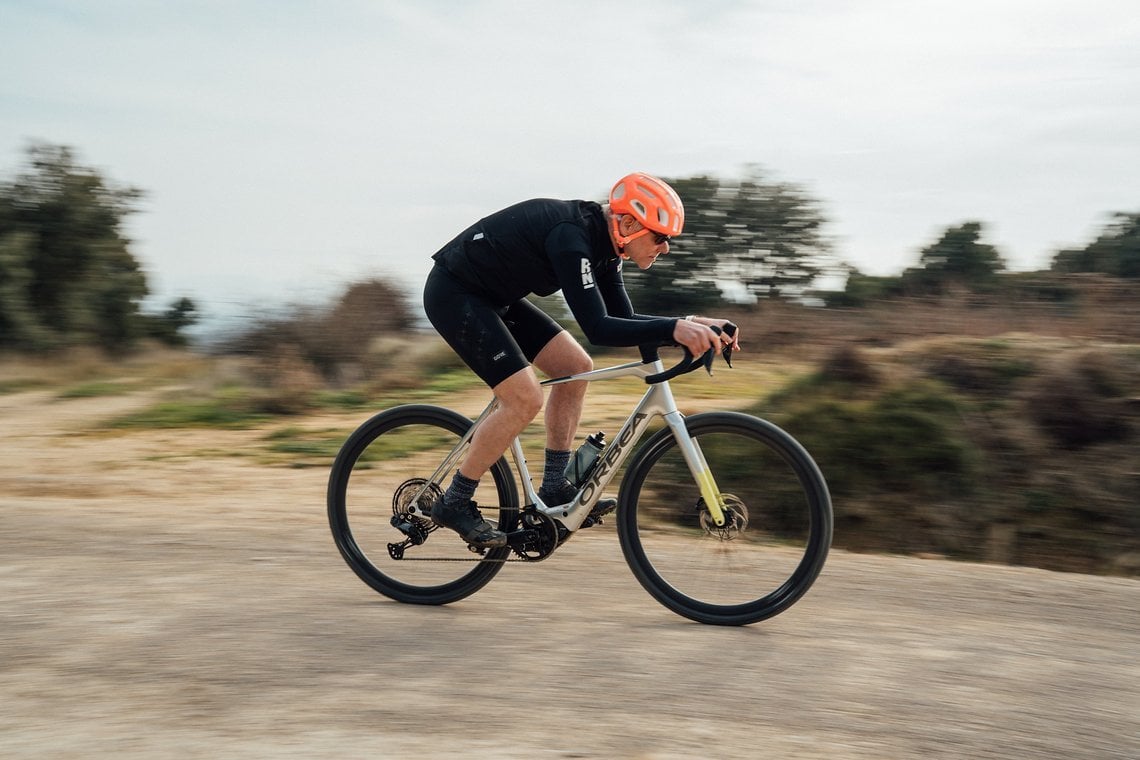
[504,528,539,550]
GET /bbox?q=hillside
[1,276,1137,577]
[728,278,1140,575]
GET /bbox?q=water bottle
[565,431,606,487]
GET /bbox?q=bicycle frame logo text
[580,412,648,504]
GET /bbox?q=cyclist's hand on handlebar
[673,318,723,358]
[674,316,741,355]
[647,318,739,383]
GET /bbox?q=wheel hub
[698,494,749,540]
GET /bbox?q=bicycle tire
[327,404,519,605]
[617,412,832,626]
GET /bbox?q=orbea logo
[580,413,648,504]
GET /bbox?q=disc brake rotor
[698,494,749,540]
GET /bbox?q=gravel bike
[327,327,832,625]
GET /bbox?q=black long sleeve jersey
[431,198,677,347]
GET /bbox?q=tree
[0,230,44,345]
[621,167,833,313]
[901,221,1005,294]
[718,167,831,300]
[143,296,200,347]
[224,278,414,380]
[1051,212,1140,279]
[823,266,904,307]
[0,143,148,350]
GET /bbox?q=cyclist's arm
[597,255,738,357]
[597,260,660,321]
[548,247,676,347]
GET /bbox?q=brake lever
[702,346,715,375]
[643,321,738,384]
[702,322,737,375]
[721,322,737,369]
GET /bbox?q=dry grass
[4,279,1137,576]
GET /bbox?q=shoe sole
[589,499,618,518]
[431,515,507,549]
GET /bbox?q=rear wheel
[327,404,519,605]
[617,412,832,625]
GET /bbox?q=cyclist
[423,172,740,548]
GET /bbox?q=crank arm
[504,528,540,551]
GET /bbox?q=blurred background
[1,1,1137,575]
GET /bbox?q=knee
[514,384,544,421]
[534,332,593,379]
[498,376,544,421]
[569,352,593,376]
[549,345,593,379]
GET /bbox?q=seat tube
[662,411,728,527]
[508,435,535,503]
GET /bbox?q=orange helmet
[609,172,684,248]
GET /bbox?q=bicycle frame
[413,357,730,532]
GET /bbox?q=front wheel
[327,404,519,605]
[617,412,832,625]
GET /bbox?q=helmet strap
[610,213,649,251]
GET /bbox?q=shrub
[820,344,879,386]
[760,379,974,500]
[223,278,415,382]
[1026,350,1133,448]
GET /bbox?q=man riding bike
[422,173,740,548]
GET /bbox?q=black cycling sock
[443,470,479,506]
[542,448,571,492]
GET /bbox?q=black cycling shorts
[423,264,564,388]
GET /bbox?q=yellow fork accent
[693,467,728,527]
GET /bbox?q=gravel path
[1,390,1137,759]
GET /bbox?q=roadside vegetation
[2,142,1137,577]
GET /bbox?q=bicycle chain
[387,536,556,562]
[386,554,528,563]
[388,510,559,563]
[389,479,559,562]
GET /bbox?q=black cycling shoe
[538,480,617,526]
[430,498,507,548]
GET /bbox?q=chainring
[698,494,750,540]
[512,509,559,561]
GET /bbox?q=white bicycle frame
[413,357,730,532]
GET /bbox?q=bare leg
[531,331,593,450]
[530,332,614,519]
[457,366,544,481]
[456,332,592,479]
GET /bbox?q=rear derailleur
[387,478,441,559]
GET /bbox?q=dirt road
[1,389,1137,759]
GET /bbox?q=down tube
[551,384,669,528]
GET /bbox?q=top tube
[540,359,663,387]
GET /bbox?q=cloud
[2,0,1138,326]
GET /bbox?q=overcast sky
[2,0,1138,327]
